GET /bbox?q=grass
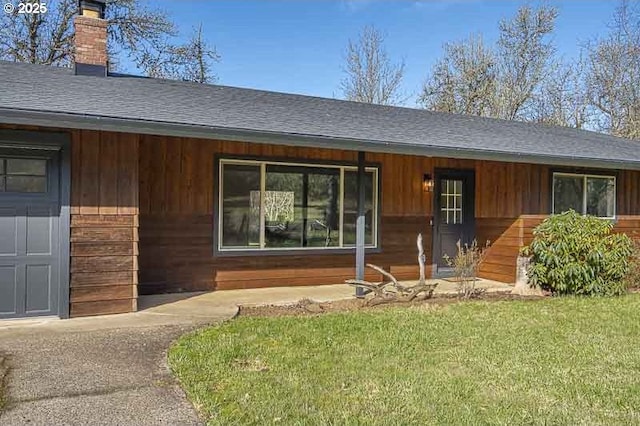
[169,296,640,425]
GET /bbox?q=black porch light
[422,173,434,192]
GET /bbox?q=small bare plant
[443,239,490,299]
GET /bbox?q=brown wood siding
[138,137,439,293]
[70,130,139,317]
[619,170,640,215]
[137,134,640,292]
[476,218,522,283]
[139,214,433,293]
[3,124,639,303]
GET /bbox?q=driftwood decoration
[417,233,426,284]
[346,233,437,306]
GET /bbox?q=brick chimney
[74,0,107,76]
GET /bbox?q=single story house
[0,0,639,319]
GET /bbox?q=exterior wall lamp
[422,173,434,192]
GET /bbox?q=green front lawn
[169,296,640,425]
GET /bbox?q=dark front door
[0,150,62,318]
[433,169,475,273]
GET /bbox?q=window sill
[214,246,382,257]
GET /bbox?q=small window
[219,159,378,251]
[440,179,463,224]
[552,172,615,218]
[0,158,47,193]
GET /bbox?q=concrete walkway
[0,302,238,426]
[0,280,512,425]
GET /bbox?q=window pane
[0,177,4,191]
[440,208,448,224]
[343,170,375,246]
[440,179,463,224]
[0,159,4,174]
[306,172,340,247]
[586,177,615,217]
[221,164,261,248]
[7,158,46,176]
[6,176,47,193]
[454,210,462,224]
[264,165,340,248]
[553,175,584,214]
[264,166,303,248]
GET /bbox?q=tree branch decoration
[346,234,437,306]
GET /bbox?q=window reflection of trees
[220,161,377,250]
[553,173,615,218]
[265,167,340,248]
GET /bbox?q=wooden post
[355,151,366,298]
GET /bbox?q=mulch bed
[239,292,546,318]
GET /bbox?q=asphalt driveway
[0,301,238,426]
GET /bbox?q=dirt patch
[239,292,545,318]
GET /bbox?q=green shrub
[522,210,633,296]
[625,236,640,290]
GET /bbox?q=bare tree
[531,59,590,128]
[495,4,559,120]
[585,0,640,140]
[0,0,219,82]
[141,24,220,83]
[419,34,496,116]
[340,25,406,105]
[420,4,557,121]
[0,0,78,66]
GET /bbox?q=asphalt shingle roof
[1,60,639,169]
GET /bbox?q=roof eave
[1,107,639,171]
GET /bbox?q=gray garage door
[0,149,62,318]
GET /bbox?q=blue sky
[137,1,618,105]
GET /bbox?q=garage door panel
[25,264,51,313]
[0,265,17,315]
[0,208,18,256]
[0,148,64,319]
[26,207,54,255]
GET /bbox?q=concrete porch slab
[138,284,356,313]
[137,278,513,314]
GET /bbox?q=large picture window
[552,172,616,218]
[219,159,378,251]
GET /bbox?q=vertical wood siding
[138,137,435,293]
[136,135,640,292]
